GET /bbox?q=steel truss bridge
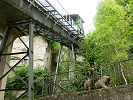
[0,0,84,100]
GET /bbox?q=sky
[48,0,102,34]
[39,0,101,34]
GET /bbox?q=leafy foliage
[50,41,60,53]
[6,65,28,90]
[6,65,50,98]
[77,0,133,87]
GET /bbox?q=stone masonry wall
[41,84,133,100]
[11,36,51,69]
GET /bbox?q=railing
[27,0,84,37]
[42,59,133,96]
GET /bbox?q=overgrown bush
[5,65,50,99]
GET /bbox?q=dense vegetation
[77,0,133,86]
[5,65,50,99]
[79,0,133,65]
[66,0,133,92]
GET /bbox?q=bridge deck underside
[0,1,28,22]
[0,0,81,47]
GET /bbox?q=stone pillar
[0,21,18,99]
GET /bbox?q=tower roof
[64,14,84,23]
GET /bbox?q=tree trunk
[114,47,127,85]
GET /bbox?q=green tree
[78,0,133,86]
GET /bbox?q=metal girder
[0,33,4,38]
[0,27,11,57]
[52,44,76,95]
[28,22,34,100]
[0,22,34,100]
[16,90,28,100]
[52,45,62,95]
[0,53,28,80]
[6,62,28,87]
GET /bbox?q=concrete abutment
[0,20,18,100]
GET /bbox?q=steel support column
[28,22,34,100]
[68,44,75,80]
[0,21,35,99]
[51,44,76,94]
[52,45,62,95]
